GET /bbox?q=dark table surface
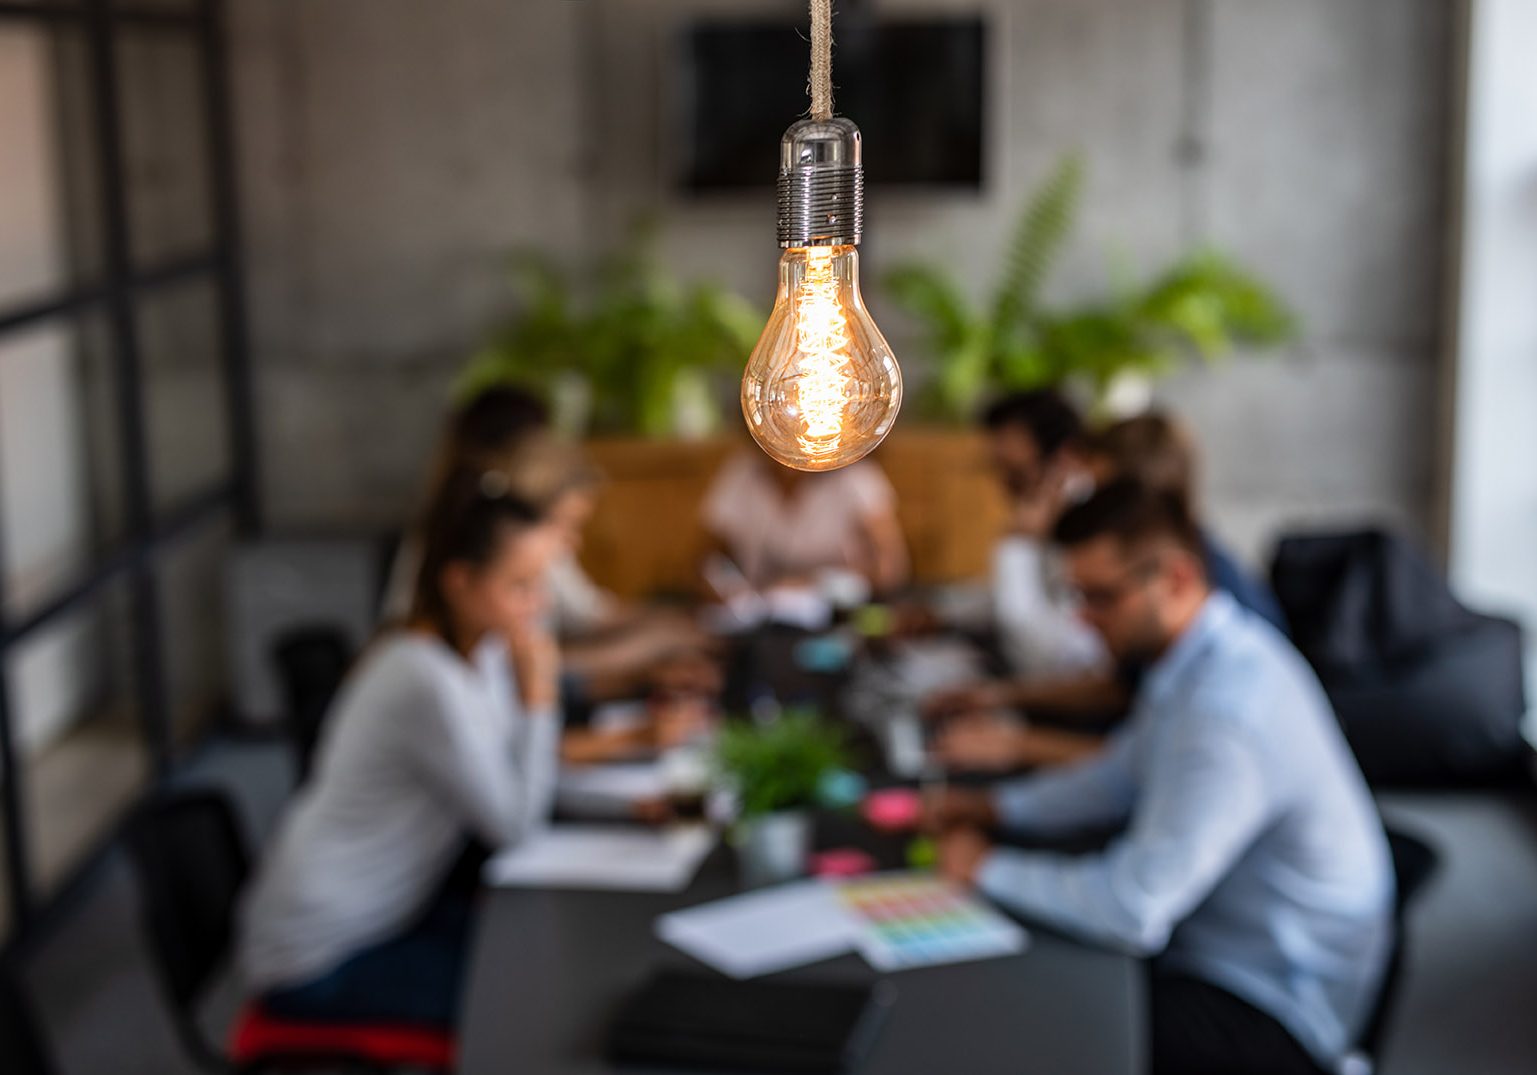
[459,841,1145,1074]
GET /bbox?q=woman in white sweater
[238,463,564,1028]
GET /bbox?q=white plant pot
[1098,370,1154,418]
[551,371,593,436]
[736,810,812,888]
[670,368,720,439]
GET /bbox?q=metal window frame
[0,0,258,944]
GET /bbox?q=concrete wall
[1163,0,1452,561]
[230,0,590,528]
[232,0,1454,568]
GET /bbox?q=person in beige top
[700,450,910,595]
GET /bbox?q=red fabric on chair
[229,1003,456,1071]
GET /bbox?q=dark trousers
[1151,969,1330,1075]
[261,842,489,1029]
[261,893,474,1029]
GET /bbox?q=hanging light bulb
[740,116,902,472]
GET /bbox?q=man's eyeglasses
[1070,557,1163,612]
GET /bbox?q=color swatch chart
[836,873,1029,971]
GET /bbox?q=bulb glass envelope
[741,117,903,471]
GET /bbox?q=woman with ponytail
[237,462,563,1029]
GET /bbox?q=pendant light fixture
[740,0,903,472]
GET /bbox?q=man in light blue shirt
[934,478,1394,1075]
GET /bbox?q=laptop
[608,970,894,1073]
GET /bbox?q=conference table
[459,625,1146,1073]
[459,832,1144,1074]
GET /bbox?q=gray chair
[123,788,454,1073]
[1357,827,1441,1062]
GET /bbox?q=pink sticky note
[809,848,876,878]
[862,788,922,832]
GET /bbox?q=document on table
[656,873,1030,978]
[656,880,860,979]
[483,825,715,892]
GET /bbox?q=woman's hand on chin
[507,620,560,712]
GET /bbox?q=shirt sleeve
[509,702,562,839]
[992,725,1139,835]
[978,709,1271,955]
[407,675,563,850]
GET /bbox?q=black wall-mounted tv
[677,15,986,192]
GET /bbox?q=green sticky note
[906,835,937,870]
[853,603,894,638]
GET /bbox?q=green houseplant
[458,222,762,437]
[715,711,850,885]
[883,155,1297,420]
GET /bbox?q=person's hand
[645,611,716,653]
[507,620,560,712]
[631,796,675,825]
[651,697,715,749]
[922,681,1012,722]
[922,787,997,832]
[1009,460,1072,539]
[934,713,1030,771]
[888,601,943,639]
[649,650,724,699]
[936,827,992,886]
[618,622,686,666]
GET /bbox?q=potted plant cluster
[883,155,1298,420]
[714,710,852,887]
[458,220,762,438]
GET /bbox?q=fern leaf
[990,155,1083,343]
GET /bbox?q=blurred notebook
[483,825,713,892]
[607,970,893,1073]
[655,880,859,978]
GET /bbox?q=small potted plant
[714,711,851,887]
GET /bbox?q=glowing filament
[791,247,853,452]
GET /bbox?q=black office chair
[123,788,454,1073]
[1356,826,1440,1063]
[271,625,354,783]
[0,962,55,1075]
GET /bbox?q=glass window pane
[0,23,103,309]
[0,317,128,620]
[116,27,214,267]
[157,512,231,751]
[136,277,231,514]
[9,577,148,897]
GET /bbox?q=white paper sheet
[483,825,714,892]
[656,874,1030,979]
[655,880,860,979]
